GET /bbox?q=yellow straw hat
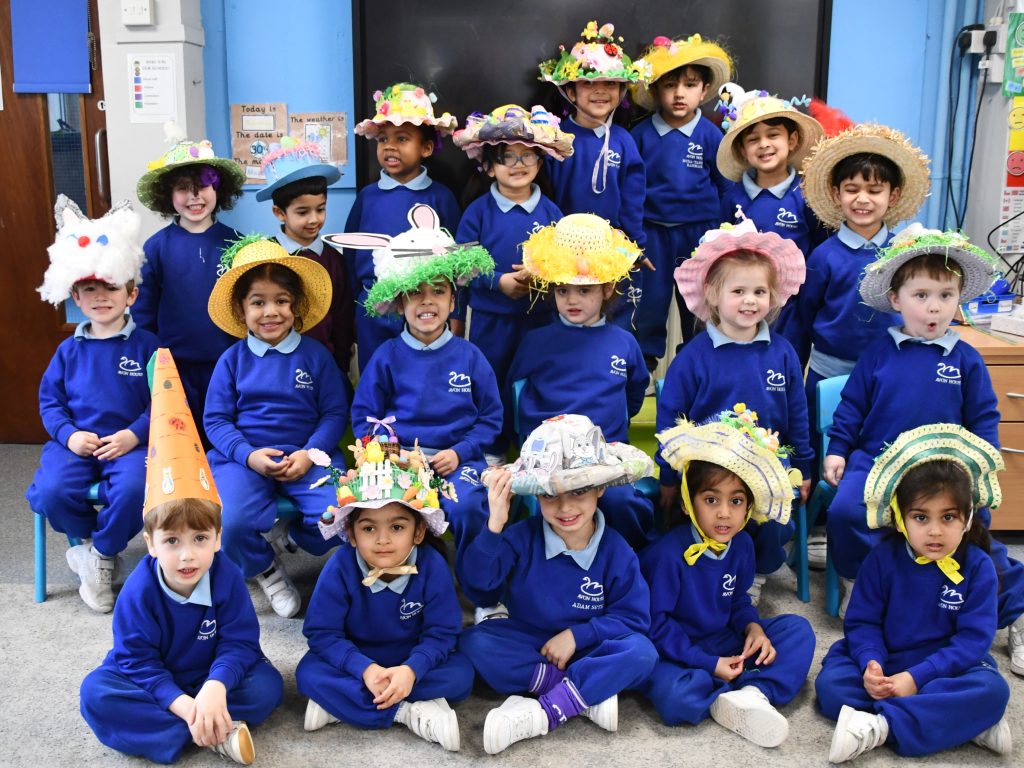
[207,235,333,338]
[521,213,641,288]
[631,34,733,113]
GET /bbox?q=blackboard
[352,0,832,195]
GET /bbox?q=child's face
[375,124,434,185]
[568,80,625,128]
[708,262,772,341]
[144,525,221,598]
[398,280,454,344]
[554,283,611,326]
[740,121,799,178]
[72,281,137,334]
[242,278,296,346]
[831,172,901,239]
[273,193,327,246]
[487,144,541,202]
[889,271,961,340]
[689,472,749,544]
[538,487,603,544]
[171,178,217,233]
[347,503,426,572]
[901,489,968,561]
[655,68,710,128]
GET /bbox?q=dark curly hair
[230,263,309,333]
[149,164,243,218]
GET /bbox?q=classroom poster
[231,102,288,183]
[127,53,176,124]
[289,111,348,166]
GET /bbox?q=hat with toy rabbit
[323,204,494,316]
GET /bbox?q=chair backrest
[815,374,849,464]
[511,378,526,442]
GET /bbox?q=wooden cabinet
[958,326,1024,531]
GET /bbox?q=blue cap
[255,141,342,202]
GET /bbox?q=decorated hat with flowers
[255,137,341,202]
[630,34,733,113]
[137,123,246,210]
[323,204,494,316]
[539,21,651,87]
[674,214,806,321]
[453,104,575,162]
[858,223,1000,313]
[355,83,458,139]
[521,213,641,289]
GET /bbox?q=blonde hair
[703,251,780,327]
[144,497,221,536]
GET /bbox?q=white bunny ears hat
[39,195,145,305]
[323,204,494,316]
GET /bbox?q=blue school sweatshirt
[463,515,651,649]
[134,221,238,364]
[845,536,997,687]
[351,336,502,462]
[547,120,646,247]
[720,170,826,256]
[39,321,159,446]
[456,185,563,315]
[302,544,461,681]
[204,335,349,465]
[655,326,812,486]
[827,332,1000,461]
[101,552,263,708]
[631,111,732,225]
[639,524,759,674]
[507,319,647,443]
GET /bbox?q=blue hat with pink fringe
[256,137,341,202]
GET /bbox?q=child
[258,137,355,378]
[134,128,246,442]
[539,21,649,329]
[656,218,811,601]
[817,425,1012,761]
[80,349,283,765]
[27,197,159,613]
[295,424,475,751]
[641,411,814,747]
[453,104,569,455]
[346,83,462,371]
[507,213,654,548]
[630,34,734,362]
[204,237,349,618]
[329,205,503,618]
[461,415,658,754]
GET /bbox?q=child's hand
[798,478,811,505]
[247,447,287,477]
[714,655,745,682]
[169,693,196,728]
[362,662,388,699]
[278,449,313,481]
[498,266,531,300]
[888,670,917,698]
[742,623,777,666]
[485,468,513,533]
[373,665,416,709]
[67,430,101,457]
[823,455,846,487]
[191,680,232,747]
[862,660,894,700]
[429,449,460,477]
[540,629,577,670]
[94,429,139,461]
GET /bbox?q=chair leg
[34,513,47,603]
[825,552,840,617]
[793,502,810,603]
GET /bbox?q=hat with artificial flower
[137,123,246,210]
[538,21,651,87]
[674,213,806,321]
[355,83,458,139]
[453,104,574,162]
[858,223,1000,312]
[255,136,341,202]
[521,213,641,290]
[630,34,733,113]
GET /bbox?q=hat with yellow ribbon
[631,34,733,113]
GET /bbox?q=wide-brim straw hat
[631,34,732,113]
[801,123,930,230]
[717,94,824,182]
[858,224,1000,312]
[355,82,458,139]
[207,236,332,337]
[137,139,246,211]
[863,424,1004,530]
[522,213,641,287]
[453,104,574,161]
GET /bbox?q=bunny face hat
[323,204,494,316]
[39,195,145,305]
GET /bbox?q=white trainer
[473,602,510,624]
[484,453,506,468]
[395,698,460,751]
[262,519,297,558]
[304,698,339,732]
[839,577,855,620]
[208,721,255,765]
[66,543,116,613]
[483,695,548,755]
[1008,614,1024,676]
[255,560,301,618]
[583,694,618,732]
[747,574,767,606]
[973,716,1013,755]
[709,685,788,747]
[807,527,827,570]
[828,705,888,763]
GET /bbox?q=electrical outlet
[968,29,987,55]
[121,0,154,26]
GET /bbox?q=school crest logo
[766,369,786,391]
[683,142,704,170]
[399,599,423,619]
[626,285,643,305]
[197,619,217,640]
[610,355,628,377]
[118,356,143,377]
[216,262,229,278]
[722,573,736,597]
[295,368,314,390]
[459,467,481,486]
[604,149,622,168]
[448,371,472,392]
[935,362,961,384]
[939,584,964,611]
[572,576,605,611]
[775,207,799,227]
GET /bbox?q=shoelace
[508,709,540,741]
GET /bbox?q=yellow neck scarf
[891,498,964,585]
[361,545,419,587]
[681,471,746,566]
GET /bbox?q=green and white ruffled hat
[538,21,651,87]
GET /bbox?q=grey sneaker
[255,559,301,618]
[807,527,827,570]
[747,574,767,606]
[262,518,297,558]
[208,721,255,765]
[66,543,116,613]
[1008,614,1024,676]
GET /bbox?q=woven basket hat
[863,424,1004,530]
[453,104,574,161]
[207,236,333,338]
[631,34,733,113]
[355,83,458,139]
[522,213,641,288]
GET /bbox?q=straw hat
[521,213,641,288]
[631,34,733,113]
[801,123,930,230]
[674,216,806,321]
[255,137,341,202]
[657,405,801,525]
[858,224,1000,312]
[355,83,458,139]
[716,91,824,182]
[863,424,1004,530]
[207,235,333,338]
[144,348,221,517]
[453,104,574,161]
[538,20,651,87]
[137,124,245,210]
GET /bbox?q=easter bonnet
[521,213,641,289]
[255,137,341,202]
[355,83,458,139]
[137,123,246,210]
[453,104,574,161]
[631,34,732,113]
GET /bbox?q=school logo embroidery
[216,262,229,278]
[448,371,472,392]
[766,368,786,391]
[528,220,547,235]
[626,285,643,305]
[604,149,622,168]
[118,356,143,377]
[939,584,964,610]
[572,576,605,611]
[722,573,736,597]
[459,467,481,486]
[935,362,961,384]
[197,619,217,640]
[610,355,628,377]
[399,598,423,620]
[775,207,799,227]
[295,368,314,390]
[683,142,704,169]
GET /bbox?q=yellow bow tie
[362,564,418,587]
[891,500,964,585]
[680,470,733,566]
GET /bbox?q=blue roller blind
[11,0,91,93]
